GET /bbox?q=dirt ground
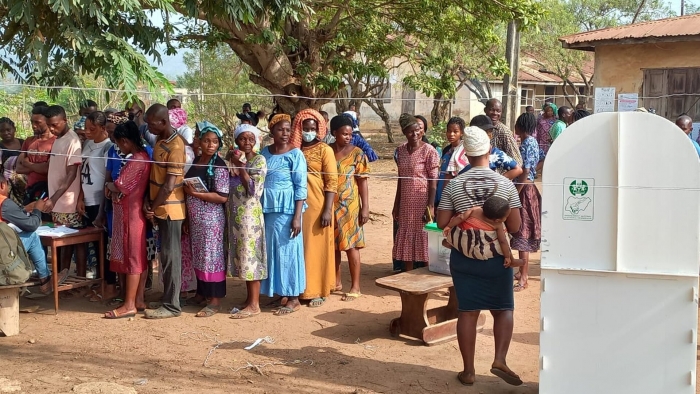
[3,158,543,393]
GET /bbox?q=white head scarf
[462,126,491,157]
[234,124,260,140]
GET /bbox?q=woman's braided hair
[515,113,537,135]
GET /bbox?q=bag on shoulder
[0,222,34,285]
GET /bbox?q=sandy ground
[3,159,543,393]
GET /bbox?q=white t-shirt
[81,139,113,206]
[177,125,194,145]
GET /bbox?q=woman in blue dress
[260,114,308,316]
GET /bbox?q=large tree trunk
[431,93,450,126]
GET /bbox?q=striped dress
[334,147,370,250]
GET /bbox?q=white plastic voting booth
[540,112,700,394]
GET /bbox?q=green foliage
[1,0,543,113]
[426,121,447,148]
[565,0,674,31]
[178,45,271,134]
[520,0,676,105]
[402,2,544,124]
[0,75,129,138]
[0,0,174,100]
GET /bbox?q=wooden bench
[0,281,40,337]
[376,267,485,346]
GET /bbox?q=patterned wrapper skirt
[510,183,541,252]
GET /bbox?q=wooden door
[642,69,666,117]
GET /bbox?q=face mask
[326,135,336,144]
[302,131,317,142]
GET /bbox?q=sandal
[490,367,523,386]
[88,291,103,303]
[195,305,220,317]
[273,305,300,316]
[230,309,260,319]
[513,283,528,292]
[457,371,474,386]
[307,297,325,308]
[104,309,136,319]
[341,292,362,302]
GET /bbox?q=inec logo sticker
[569,180,589,196]
[563,178,594,221]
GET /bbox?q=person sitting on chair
[0,174,68,293]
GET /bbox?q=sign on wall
[594,87,616,113]
[618,93,639,112]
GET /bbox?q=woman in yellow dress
[290,109,338,308]
[329,115,369,301]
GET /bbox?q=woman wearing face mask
[290,109,338,308]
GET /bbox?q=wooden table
[376,267,485,346]
[0,281,40,336]
[40,227,105,314]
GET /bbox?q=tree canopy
[178,44,271,133]
[0,0,544,113]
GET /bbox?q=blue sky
[148,12,187,80]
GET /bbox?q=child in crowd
[441,196,523,268]
[511,112,543,292]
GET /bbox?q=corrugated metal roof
[516,54,593,84]
[560,14,700,50]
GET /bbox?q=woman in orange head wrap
[293,108,338,307]
[290,109,328,149]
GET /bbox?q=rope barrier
[2,83,698,104]
[6,147,700,191]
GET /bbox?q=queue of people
[0,102,372,321]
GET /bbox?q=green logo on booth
[569,180,589,196]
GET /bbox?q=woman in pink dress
[392,114,440,271]
[104,121,151,319]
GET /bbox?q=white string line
[9,148,700,191]
[2,83,699,103]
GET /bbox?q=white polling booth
[540,112,700,394]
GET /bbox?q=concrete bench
[0,281,40,337]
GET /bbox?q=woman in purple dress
[183,122,229,317]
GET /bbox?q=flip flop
[341,292,362,302]
[273,305,300,316]
[88,291,103,303]
[195,305,220,317]
[230,309,261,319]
[513,283,528,292]
[490,367,523,386]
[307,297,326,308]
[457,371,474,386]
[104,309,136,319]
[331,286,343,295]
